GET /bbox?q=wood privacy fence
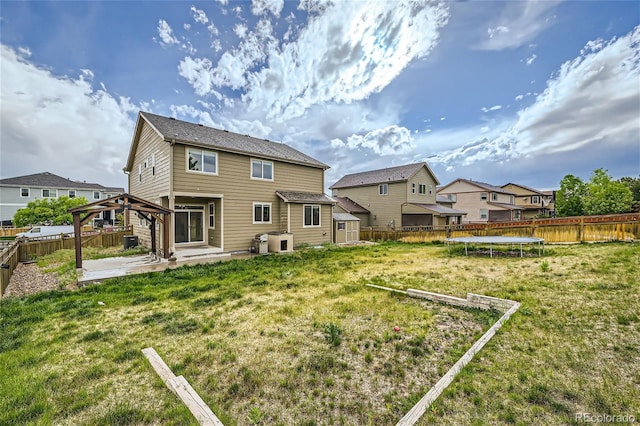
[1,226,133,295]
[0,225,94,237]
[360,213,640,244]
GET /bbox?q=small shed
[333,213,360,244]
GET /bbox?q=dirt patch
[4,263,71,298]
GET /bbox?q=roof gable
[501,182,545,196]
[127,112,328,170]
[330,162,438,189]
[438,178,514,195]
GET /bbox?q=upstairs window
[480,192,487,200]
[428,184,433,196]
[251,159,273,180]
[20,188,29,197]
[491,193,499,201]
[304,205,321,227]
[531,195,540,204]
[93,191,100,200]
[411,183,416,194]
[68,190,76,198]
[253,203,271,224]
[379,183,388,195]
[418,184,427,194]
[188,148,217,174]
[447,194,457,202]
[151,153,156,176]
[42,189,57,198]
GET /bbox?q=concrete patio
[77,246,251,285]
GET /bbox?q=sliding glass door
[175,205,204,244]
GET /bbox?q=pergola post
[73,213,82,269]
[163,213,171,259]
[150,216,157,255]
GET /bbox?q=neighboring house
[333,196,370,226]
[0,172,124,225]
[124,111,334,254]
[501,183,554,219]
[329,162,465,229]
[437,178,523,223]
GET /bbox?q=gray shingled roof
[488,202,525,210]
[501,182,545,195]
[333,196,370,214]
[439,178,514,194]
[333,213,360,221]
[275,191,336,204]
[330,162,429,189]
[141,112,328,169]
[0,172,124,192]
[409,203,467,216]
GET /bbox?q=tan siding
[333,181,405,228]
[128,122,171,251]
[128,122,170,200]
[172,145,323,194]
[288,204,332,247]
[406,168,438,204]
[171,144,328,252]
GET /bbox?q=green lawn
[1,242,638,425]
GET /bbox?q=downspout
[168,139,175,254]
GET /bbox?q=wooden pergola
[68,193,173,269]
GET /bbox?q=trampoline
[445,236,545,258]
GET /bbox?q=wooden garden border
[366,284,520,425]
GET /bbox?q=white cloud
[190,6,209,24]
[428,26,640,174]
[515,94,524,101]
[178,1,449,123]
[180,19,278,92]
[184,23,191,30]
[481,105,502,112]
[234,23,249,39]
[157,19,179,46]
[208,23,219,36]
[525,53,537,65]
[331,125,414,156]
[0,45,136,187]
[251,0,284,17]
[476,1,561,50]
[17,46,32,57]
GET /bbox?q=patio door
[175,205,204,244]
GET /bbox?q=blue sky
[1,0,638,192]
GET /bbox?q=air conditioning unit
[267,232,293,253]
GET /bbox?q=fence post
[579,216,584,242]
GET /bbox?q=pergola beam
[69,193,173,269]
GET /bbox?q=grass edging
[367,284,520,425]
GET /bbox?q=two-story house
[329,162,465,229]
[0,172,124,225]
[437,178,523,223]
[124,112,334,254]
[501,183,554,219]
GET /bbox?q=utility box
[267,232,293,253]
[123,235,139,249]
[251,239,269,254]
